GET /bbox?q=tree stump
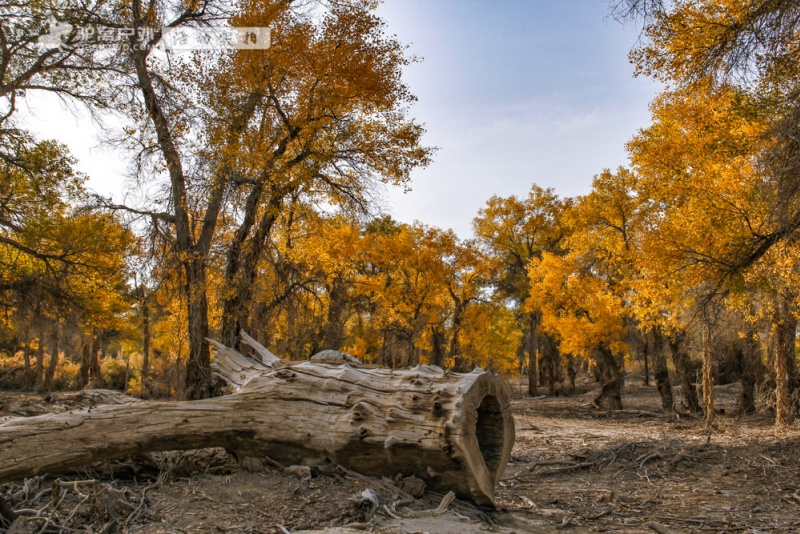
[0,334,515,505]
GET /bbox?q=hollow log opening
[476,394,505,476]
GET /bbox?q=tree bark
[563,354,576,395]
[141,292,151,397]
[702,323,715,428]
[21,325,32,388]
[772,297,796,425]
[320,279,348,351]
[35,323,45,388]
[650,328,674,413]
[539,334,561,396]
[221,189,285,350]
[91,333,103,387]
[737,329,762,415]
[429,325,446,368]
[448,296,467,372]
[668,332,702,414]
[43,323,60,393]
[128,10,221,400]
[525,313,538,397]
[79,337,91,388]
[592,344,624,410]
[0,336,515,506]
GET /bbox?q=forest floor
[2,377,800,533]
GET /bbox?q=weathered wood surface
[0,334,515,505]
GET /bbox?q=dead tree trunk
[0,333,514,506]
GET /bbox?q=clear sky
[21,0,661,238]
[376,0,661,236]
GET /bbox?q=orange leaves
[203,0,432,202]
[627,81,774,324]
[0,137,136,351]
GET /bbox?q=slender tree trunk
[539,335,559,396]
[526,314,538,396]
[35,324,45,387]
[221,193,283,350]
[563,354,576,394]
[668,333,702,413]
[642,336,650,386]
[449,298,465,371]
[220,182,266,348]
[129,19,219,400]
[738,341,759,415]
[651,328,674,413]
[21,324,32,388]
[702,323,715,428]
[141,294,151,397]
[772,298,796,425]
[79,337,90,388]
[90,333,104,387]
[43,323,60,393]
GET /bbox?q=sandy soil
[2,378,800,533]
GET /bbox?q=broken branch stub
[0,335,515,505]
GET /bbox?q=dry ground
[2,378,800,533]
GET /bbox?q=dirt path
[3,380,800,533]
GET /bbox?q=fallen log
[0,333,515,505]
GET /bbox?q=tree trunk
[526,314,538,397]
[141,293,151,397]
[738,346,757,415]
[35,324,45,388]
[539,335,560,396]
[320,280,348,351]
[0,336,515,506]
[642,336,650,386]
[79,337,91,388]
[650,328,674,413]
[129,22,220,401]
[738,329,762,415]
[43,323,60,393]
[772,298,796,426]
[702,323,715,428]
[592,345,624,410]
[668,333,702,414]
[90,333,104,387]
[563,354,576,395]
[429,325,446,368]
[221,194,282,350]
[184,256,212,400]
[21,325,32,388]
[449,298,466,372]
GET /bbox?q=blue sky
[22,0,661,237]
[376,0,662,235]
